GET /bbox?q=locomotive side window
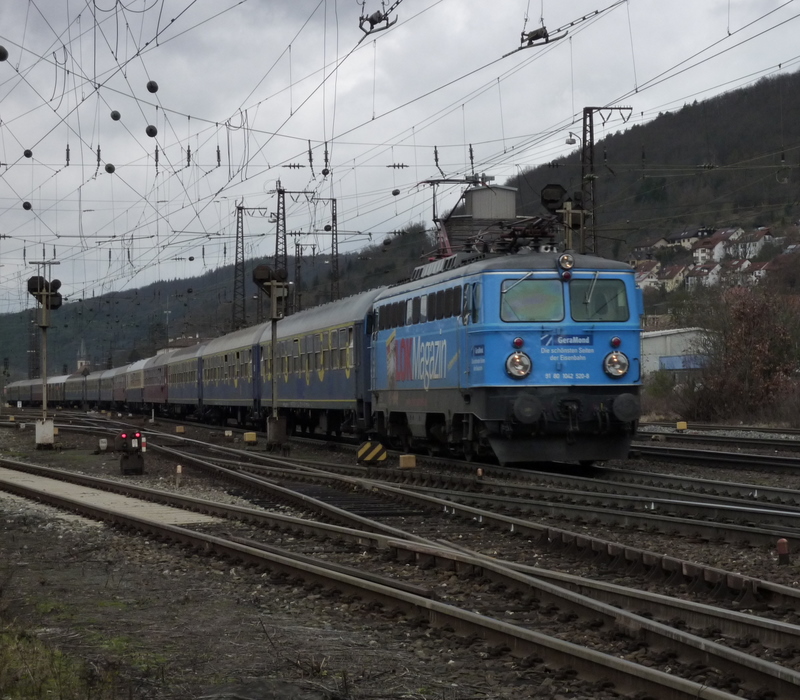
[435,290,445,319]
[412,297,421,324]
[569,279,629,322]
[469,283,481,323]
[406,299,413,325]
[501,279,563,322]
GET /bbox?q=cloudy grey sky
[0,0,798,313]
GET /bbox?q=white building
[641,328,705,376]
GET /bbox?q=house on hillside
[685,262,721,288]
[667,226,715,250]
[657,264,691,292]
[720,259,751,286]
[747,261,771,284]
[629,237,669,264]
[634,260,661,289]
[727,228,774,259]
[692,228,741,265]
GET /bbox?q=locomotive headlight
[603,351,630,378]
[558,253,575,270]
[506,351,532,378]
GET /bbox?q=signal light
[134,432,141,438]
[120,433,127,439]
[512,337,524,349]
[610,336,622,348]
[27,276,63,310]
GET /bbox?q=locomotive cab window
[501,279,563,322]
[569,279,629,322]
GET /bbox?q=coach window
[292,339,300,373]
[347,327,354,367]
[331,331,339,369]
[322,332,329,370]
[339,328,348,367]
[501,279,563,322]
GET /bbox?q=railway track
[3,441,800,698]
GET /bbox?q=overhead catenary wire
[0,1,798,317]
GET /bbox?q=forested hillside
[509,71,800,258]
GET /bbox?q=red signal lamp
[512,337,524,349]
[610,336,622,348]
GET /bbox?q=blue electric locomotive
[371,250,642,465]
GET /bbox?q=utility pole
[270,182,314,314]
[232,203,246,330]
[293,242,316,312]
[579,106,631,253]
[312,196,340,301]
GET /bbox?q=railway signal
[116,430,144,475]
[253,265,290,447]
[28,261,61,447]
[27,276,63,311]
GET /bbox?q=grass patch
[0,626,119,699]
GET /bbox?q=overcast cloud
[0,0,798,313]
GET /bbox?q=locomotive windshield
[569,278,629,322]
[500,279,564,322]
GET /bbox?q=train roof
[168,341,207,362]
[265,287,387,342]
[7,378,37,388]
[201,322,270,356]
[145,350,176,368]
[127,358,150,372]
[46,374,71,384]
[100,365,129,379]
[375,250,634,300]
